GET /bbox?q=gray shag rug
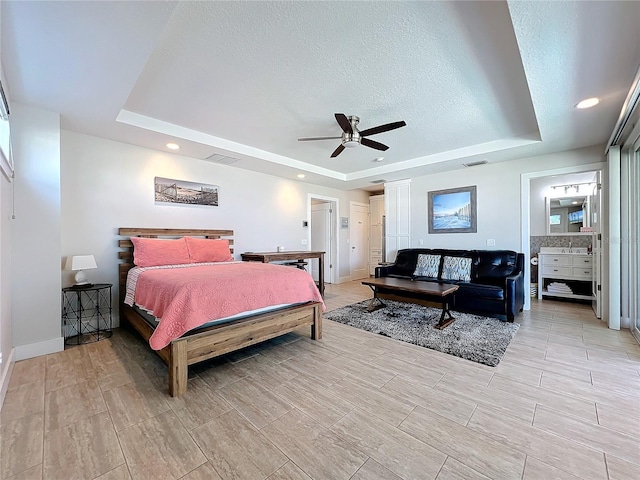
[324,300,519,366]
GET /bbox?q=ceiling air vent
[463,160,488,168]
[370,179,387,184]
[206,153,239,165]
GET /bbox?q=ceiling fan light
[344,140,359,148]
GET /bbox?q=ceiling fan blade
[334,113,353,134]
[359,121,406,137]
[361,137,389,151]
[330,144,345,157]
[298,136,342,141]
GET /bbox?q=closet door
[384,180,411,263]
[369,195,384,274]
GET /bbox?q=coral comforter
[125,262,325,350]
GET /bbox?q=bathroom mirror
[545,195,591,235]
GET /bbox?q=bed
[118,228,324,396]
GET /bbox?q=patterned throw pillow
[413,254,441,278]
[441,256,472,282]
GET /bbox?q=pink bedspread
[130,262,325,350]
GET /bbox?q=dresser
[537,248,593,301]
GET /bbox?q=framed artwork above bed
[154,177,219,206]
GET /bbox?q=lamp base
[74,270,90,286]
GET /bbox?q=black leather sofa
[375,248,525,322]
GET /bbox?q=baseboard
[15,336,64,361]
[621,316,631,329]
[336,276,352,284]
[0,347,15,411]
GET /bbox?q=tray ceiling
[2,1,639,189]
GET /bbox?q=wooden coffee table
[361,277,459,329]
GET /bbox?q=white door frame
[307,194,338,284]
[520,162,606,313]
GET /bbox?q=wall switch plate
[301,239,308,246]
[486,239,496,247]
[418,239,424,246]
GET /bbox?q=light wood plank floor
[2,281,639,480]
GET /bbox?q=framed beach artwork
[154,177,219,207]
[428,185,477,234]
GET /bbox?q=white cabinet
[538,253,593,301]
[384,179,411,263]
[369,195,384,275]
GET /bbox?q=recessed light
[374,157,384,162]
[297,174,306,179]
[575,97,599,109]
[166,142,180,150]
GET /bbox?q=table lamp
[65,255,97,287]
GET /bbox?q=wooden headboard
[117,228,234,303]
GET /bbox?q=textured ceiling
[2,1,640,190]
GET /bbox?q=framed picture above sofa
[428,185,477,234]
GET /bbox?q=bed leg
[311,305,322,340]
[169,341,188,397]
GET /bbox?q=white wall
[0,1,13,404]
[0,166,13,403]
[61,131,369,325]
[11,104,63,358]
[410,145,605,251]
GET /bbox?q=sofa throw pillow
[131,237,190,267]
[441,256,472,282]
[413,254,441,278]
[185,237,233,263]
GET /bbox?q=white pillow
[413,254,441,278]
[441,256,472,282]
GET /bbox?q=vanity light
[166,143,180,150]
[575,97,600,109]
[297,174,306,179]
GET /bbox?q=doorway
[350,201,370,280]
[308,195,337,284]
[522,164,605,314]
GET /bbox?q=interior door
[350,202,369,280]
[590,172,602,318]
[311,202,331,283]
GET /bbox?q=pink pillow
[131,237,190,267]
[185,237,233,263]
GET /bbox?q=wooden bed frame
[118,228,323,396]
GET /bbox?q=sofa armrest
[505,270,525,321]
[375,265,395,278]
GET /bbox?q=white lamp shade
[65,255,97,271]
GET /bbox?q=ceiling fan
[298,113,407,158]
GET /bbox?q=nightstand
[62,283,113,345]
